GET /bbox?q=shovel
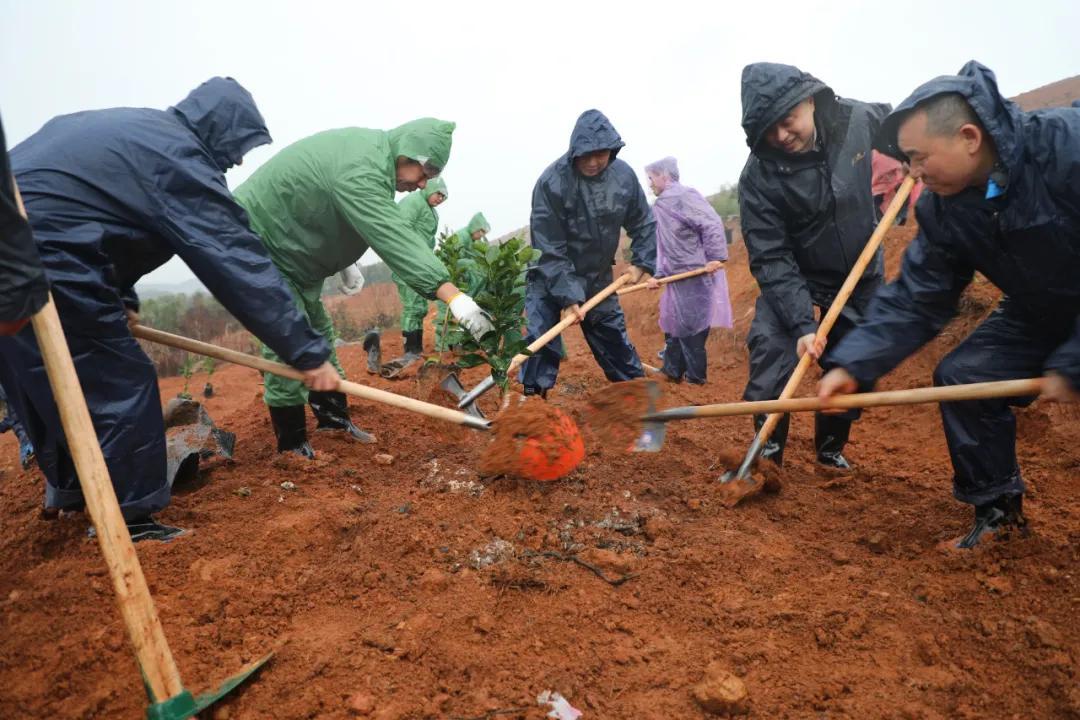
[132,326,589,482]
[717,176,916,492]
[439,372,486,420]
[13,180,269,719]
[132,325,490,432]
[624,378,1044,451]
[456,264,724,411]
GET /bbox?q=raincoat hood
[741,63,833,150]
[567,109,625,162]
[645,156,680,182]
[874,60,1025,183]
[388,117,456,176]
[170,77,271,172]
[466,211,490,236]
[423,176,448,201]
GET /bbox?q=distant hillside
[135,277,208,299]
[1011,74,1080,111]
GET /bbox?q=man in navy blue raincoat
[2,78,337,541]
[519,110,657,396]
[820,61,1080,548]
[737,63,890,471]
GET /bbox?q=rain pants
[647,157,732,384]
[737,63,890,451]
[393,177,447,333]
[2,78,329,520]
[831,60,1080,507]
[233,118,456,406]
[519,110,657,391]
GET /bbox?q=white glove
[337,264,365,296]
[448,293,495,340]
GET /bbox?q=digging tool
[13,182,268,719]
[717,176,916,489]
[439,372,486,419]
[454,273,635,410]
[131,325,491,432]
[628,378,1044,451]
[131,326,588,481]
[614,265,720,296]
[455,264,724,410]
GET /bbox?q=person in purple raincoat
[645,157,732,384]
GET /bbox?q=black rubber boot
[753,413,789,466]
[309,390,376,443]
[363,331,381,374]
[268,405,315,458]
[815,414,852,470]
[523,386,548,400]
[403,329,423,356]
[956,493,1027,549]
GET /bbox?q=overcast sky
[3,0,1078,286]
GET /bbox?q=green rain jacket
[455,211,491,245]
[234,118,455,299]
[397,176,447,251]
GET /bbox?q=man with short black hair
[821,61,1080,548]
[234,120,494,456]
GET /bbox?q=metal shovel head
[439,372,486,420]
[632,419,668,452]
[144,652,273,720]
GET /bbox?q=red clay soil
[1,222,1078,719]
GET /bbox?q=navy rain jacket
[11,77,329,368]
[832,61,1080,390]
[528,109,657,308]
[738,63,890,336]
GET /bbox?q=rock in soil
[692,662,749,715]
[347,692,374,716]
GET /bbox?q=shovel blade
[628,380,663,451]
[191,652,274,715]
[440,372,486,420]
[144,653,273,720]
[456,374,496,410]
[632,420,667,452]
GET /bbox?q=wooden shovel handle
[131,325,488,430]
[505,272,634,375]
[755,176,916,442]
[661,378,1043,420]
[616,264,725,296]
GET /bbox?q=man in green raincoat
[435,211,492,351]
[234,118,493,457]
[380,176,448,377]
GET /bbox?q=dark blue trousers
[933,300,1072,506]
[519,280,644,391]
[661,330,709,384]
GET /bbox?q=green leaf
[456,353,488,368]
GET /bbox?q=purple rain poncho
[647,161,733,338]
